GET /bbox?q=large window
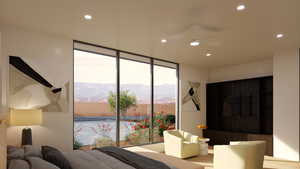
[73,41,179,149]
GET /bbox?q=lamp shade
[10,109,42,126]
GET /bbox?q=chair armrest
[164,131,183,145]
[190,135,199,143]
[183,131,199,143]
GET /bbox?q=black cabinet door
[260,77,273,134]
[206,76,273,134]
[207,84,220,130]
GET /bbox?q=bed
[2,121,203,169]
[5,146,203,169]
[6,145,177,169]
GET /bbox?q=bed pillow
[7,146,24,160]
[8,159,30,169]
[23,145,42,158]
[27,157,60,169]
[41,146,72,169]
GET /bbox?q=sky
[74,50,177,85]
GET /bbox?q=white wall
[273,49,299,161]
[180,64,208,136]
[208,59,273,83]
[0,31,7,169]
[0,32,2,111]
[0,30,8,120]
[1,25,74,152]
[0,31,2,118]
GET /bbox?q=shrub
[108,90,137,115]
[128,112,174,139]
[95,137,114,147]
[74,140,83,150]
[126,128,150,145]
[165,115,176,124]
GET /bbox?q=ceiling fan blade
[166,24,223,41]
[199,24,223,32]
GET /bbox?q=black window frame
[73,40,180,149]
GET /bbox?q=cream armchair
[163,130,200,158]
[214,141,266,169]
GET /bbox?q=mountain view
[74,82,176,103]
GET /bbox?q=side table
[199,138,210,156]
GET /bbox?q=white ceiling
[1,0,300,68]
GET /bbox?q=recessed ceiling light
[237,5,246,11]
[84,15,92,20]
[206,53,212,57]
[190,40,200,46]
[161,39,167,43]
[276,34,284,39]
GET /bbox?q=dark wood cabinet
[206,76,273,134]
[205,77,273,155]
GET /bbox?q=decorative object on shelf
[9,56,69,112]
[9,109,43,146]
[197,124,207,129]
[182,81,201,111]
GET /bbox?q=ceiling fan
[163,7,224,47]
[164,24,223,47]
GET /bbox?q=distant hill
[74,82,176,103]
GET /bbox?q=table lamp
[9,109,42,146]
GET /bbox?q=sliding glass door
[74,49,117,149]
[73,41,179,149]
[119,54,151,147]
[153,61,178,142]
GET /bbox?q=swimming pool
[74,120,136,145]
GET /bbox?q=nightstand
[199,138,210,156]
